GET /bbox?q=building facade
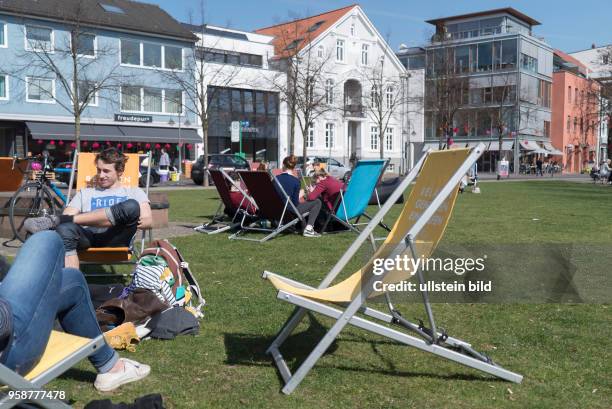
[0,0,199,163]
[188,24,286,166]
[570,44,612,162]
[256,5,407,172]
[551,50,600,173]
[422,8,554,173]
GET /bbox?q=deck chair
[262,144,523,394]
[321,159,389,235]
[0,331,104,408]
[229,171,307,242]
[69,151,152,269]
[0,157,27,193]
[194,168,257,234]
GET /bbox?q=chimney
[591,43,596,49]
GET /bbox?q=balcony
[344,104,365,117]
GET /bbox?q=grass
[50,181,610,408]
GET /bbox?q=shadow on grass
[224,313,500,384]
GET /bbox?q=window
[361,44,369,65]
[573,117,578,133]
[121,39,140,65]
[25,26,53,52]
[325,123,335,148]
[500,39,517,69]
[544,121,550,138]
[165,46,182,70]
[307,124,315,148]
[100,3,125,14]
[308,21,325,33]
[574,88,578,105]
[143,43,162,67]
[143,87,162,112]
[455,45,469,73]
[74,33,95,57]
[370,126,379,150]
[165,90,182,114]
[325,79,334,104]
[317,45,324,58]
[371,85,379,108]
[521,53,537,73]
[385,86,394,109]
[285,39,302,51]
[121,86,141,111]
[26,77,54,102]
[568,86,571,103]
[336,39,344,62]
[77,81,97,106]
[197,47,261,67]
[477,42,492,71]
[0,22,7,47]
[566,115,571,132]
[0,75,8,99]
[539,80,551,108]
[603,54,610,65]
[350,23,355,36]
[385,127,393,151]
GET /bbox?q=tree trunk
[74,114,81,153]
[379,127,384,159]
[302,129,308,174]
[289,106,296,155]
[201,115,209,187]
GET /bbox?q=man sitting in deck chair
[0,231,150,394]
[275,155,322,238]
[24,148,152,269]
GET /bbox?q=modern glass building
[423,8,554,173]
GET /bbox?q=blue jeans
[0,231,118,376]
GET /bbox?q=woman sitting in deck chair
[275,155,322,238]
[0,231,150,391]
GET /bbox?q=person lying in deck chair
[0,231,150,391]
[275,155,322,238]
[25,148,152,269]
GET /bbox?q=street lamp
[168,117,191,176]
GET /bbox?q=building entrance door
[347,121,360,165]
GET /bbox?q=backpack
[138,239,205,317]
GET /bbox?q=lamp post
[169,117,191,176]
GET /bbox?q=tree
[266,17,338,168]
[424,43,469,150]
[158,2,243,186]
[362,57,406,159]
[4,3,125,151]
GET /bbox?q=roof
[0,0,198,42]
[554,49,587,72]
[255,4,357,57]
[426,7,540,27]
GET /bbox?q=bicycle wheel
[9,182,57,243]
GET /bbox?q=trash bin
[159,168,169,183]
[183,160,192,178]
[170,171,179,182]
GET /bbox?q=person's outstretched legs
[0,231,64,375]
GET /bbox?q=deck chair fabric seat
[322,159,388,234]
[262,145,523,394]
[71,152,151,267]
[194,169,257,235]
[0,157,27,193]
[230,171,306,242]
[0,331,104,408]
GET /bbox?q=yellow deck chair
[0,331,104,408]
[70,151,151,267]
[262,144,523,394]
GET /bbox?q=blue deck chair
[321,159,389,234]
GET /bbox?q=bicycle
[9,151,68,242]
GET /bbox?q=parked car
[191,154,250,185]
[295,156,350,180]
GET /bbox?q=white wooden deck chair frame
[262,144,523,394]
[0,334,104,408]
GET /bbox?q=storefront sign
[498,159,509,177]
[231,121,240,142]
[114,114,153,123]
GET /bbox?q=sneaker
[23,214,59,234]
[94,358,150,392]
[303,228,321,238]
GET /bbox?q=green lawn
[52,181,611,408]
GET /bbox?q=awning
[519,140,541,151]
[542,141,563,155]
[487,141,514,151]
[26,122,201,144]
[118,126,201,143]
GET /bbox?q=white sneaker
[303,228,321,238]
[94,358,150,392]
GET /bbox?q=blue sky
[148,0,610,53]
